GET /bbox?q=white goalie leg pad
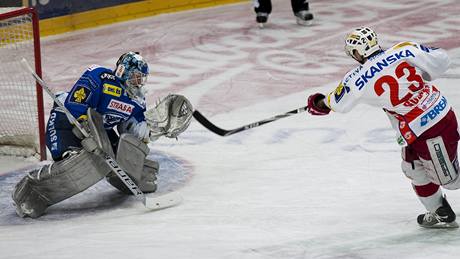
[12,149,111,218]
[106,134,158,194]
[421,136,458,186]
[12,173,48,218]
[87,108,115,157]
[12,109,118,218]
[142,158,159,193]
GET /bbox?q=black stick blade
[193,110,230,136]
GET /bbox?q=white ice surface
[2,0,460,258]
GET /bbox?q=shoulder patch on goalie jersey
[69,85,91,104]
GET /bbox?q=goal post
[0,7,46,160]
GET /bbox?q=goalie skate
[417,197,458,228]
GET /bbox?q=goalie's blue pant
[45,108,119,161]
[45,109,81,161]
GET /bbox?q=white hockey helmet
[344,27,381,58]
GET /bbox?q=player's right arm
[392,42,450,81]
[324,81,360,113]
[307,68,362,115]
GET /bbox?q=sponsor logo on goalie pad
[105,155,143,196]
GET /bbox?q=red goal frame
[0,7,46,160]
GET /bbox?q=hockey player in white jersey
[307,27,459,228]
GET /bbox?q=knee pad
[401,160,432,186]
[401,158,444,212]
[87,108,115,157]
[12,150,111,218]
[106,134,158,194]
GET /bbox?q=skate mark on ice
[240,228,460,259]
[268,128,345,144]
[342,128,400,153]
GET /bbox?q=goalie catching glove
[145,94,193,140]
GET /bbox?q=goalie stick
[193,106,308,136]
[21,58,181,210]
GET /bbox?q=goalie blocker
[12,109,159,218]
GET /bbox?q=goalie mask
[115,52,149,99]
[345,27,381,60]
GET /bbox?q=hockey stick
[193,106,308,136]
[21,58,181,210]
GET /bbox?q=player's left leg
[401,149,457,228]
[291,0,313,26]
[403,111,460,228]
[416,111,460,189]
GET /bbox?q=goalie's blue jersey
[63,65,146,129]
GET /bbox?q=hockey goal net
[0,7,46,160]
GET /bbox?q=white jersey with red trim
[326,42,451,145]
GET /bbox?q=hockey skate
[295,10,313,26]
[417,196,458,228]
[256,12,268,28]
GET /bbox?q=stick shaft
[21,58,89,138]
[193,106,308,136]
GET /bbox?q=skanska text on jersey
[356,49,416,90]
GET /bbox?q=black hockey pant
[254,0,310,15]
